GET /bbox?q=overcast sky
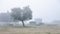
[0,0,60,23]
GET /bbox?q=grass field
[0,26,60,34]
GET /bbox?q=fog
[0,0,60,23]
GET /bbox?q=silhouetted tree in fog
[11,6,32,27]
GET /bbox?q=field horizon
[0,25,60,34]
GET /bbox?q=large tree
[11,6,32,27]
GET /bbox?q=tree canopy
[11,6,32,27]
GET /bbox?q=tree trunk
[22,21,25,27]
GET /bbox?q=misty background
[0,0,60,23]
